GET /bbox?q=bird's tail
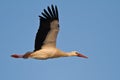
[23,52,33,58]
[11,52,33,59]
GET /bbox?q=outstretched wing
[34,5,59,51]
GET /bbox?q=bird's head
[71,51,88,58]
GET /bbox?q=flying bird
[11,5,88,60]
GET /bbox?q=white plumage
[11,5,88,60]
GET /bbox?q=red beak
[76,53,88,58]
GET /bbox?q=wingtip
[51,4,54,7]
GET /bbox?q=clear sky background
[0,0,120,80]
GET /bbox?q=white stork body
[28,48,73,60]
[11,5,88,60]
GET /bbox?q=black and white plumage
[34,5,59,51]
[11,5,88,60]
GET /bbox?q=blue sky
[0,0,120,80]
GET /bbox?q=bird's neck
[53,51,76,58]
[65,51,77,57]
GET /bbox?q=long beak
[76,52,88,58]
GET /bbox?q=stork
[11,5,88,60]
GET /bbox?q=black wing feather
[34,5,59,51]
[43,9,51,18]
[47,6,54,18]
[51,5,56,17]
[55,5,59,19]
